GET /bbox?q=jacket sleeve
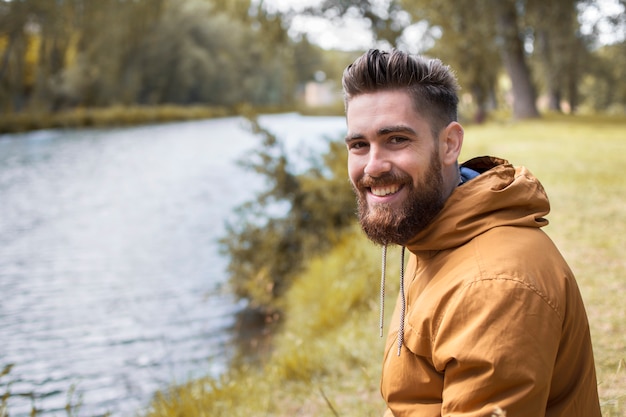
[432,277,562,417]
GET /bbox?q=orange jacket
[381,157,601,417]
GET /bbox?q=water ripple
[0,114,346,416]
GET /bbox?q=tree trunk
[471,83,488,123]
[536,29,562,111]
[492,0,540,119]
[567,64,579,113]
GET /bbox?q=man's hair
[342,49,460,137]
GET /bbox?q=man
[342,49,601,417]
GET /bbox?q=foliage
[579,42,626,113]
[2,0,624,121]
[147,114,626,417]
[301,0,409,45]
[219,117,355,314]
[399,0,501,121]
[0,0,330,113]
[125,1,295,107]
[304,0,626,118]
[525,0,585,111]
[147,229,398,417]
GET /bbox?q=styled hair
[342,49,460,136]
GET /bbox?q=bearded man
[342,49,601,417]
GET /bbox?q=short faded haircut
[342,49,460,137]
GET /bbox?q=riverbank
[0,103,345,134]
[146,226,394,416]
[0,114,349,417]
[144,114,626,417]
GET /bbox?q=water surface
[0,114,346,416]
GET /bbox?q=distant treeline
[306,0,626,119]
[1,0,625,123]
[0,0,355,116]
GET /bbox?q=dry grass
[0,104,329,134]
[463,113,626,415]
[145,113,626,417]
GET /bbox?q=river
[0,113,347,417]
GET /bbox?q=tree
[0,0,168,110]
[0,1,28,112]
[488,0,540,119]
[0,0,327,112]
[580,41,626,111]
[526,0,583,112]
[301,0,408,45]
[292,35,327,85]
[399,0,501,122]
[128,2,256,106]
[304,0,540,119]
[0,0,72,111]
[63,0,165,107]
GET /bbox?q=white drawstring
[397,246,406,356]
[380,245,406,356]
[380,245,387,338]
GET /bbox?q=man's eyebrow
[344,133,364,143]
[378,125,417,136]
[344,125,417,143]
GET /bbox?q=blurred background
[0,0,625,124]
[1,0,625,416]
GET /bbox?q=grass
[2,113,622,416]
[463,113,626,416]
[145,227,394,416]
[0,103,344,134]
[145,113,624,416]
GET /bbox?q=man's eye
[390,136,408,144]
[349,141,368,150]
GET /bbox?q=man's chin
[359,214,404,246]
[359,203,441,246]
[362,228,402,246]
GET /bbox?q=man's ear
[440,121,464,166]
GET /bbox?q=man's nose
[364,147,392,178]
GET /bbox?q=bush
[219,117,355,315]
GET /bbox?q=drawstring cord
[397,246,406,356]
[380,245,387,338]
[380,245,406,356]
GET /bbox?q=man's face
[345,90,446,245]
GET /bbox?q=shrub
[219,117,355,315]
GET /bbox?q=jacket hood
[379,156,551,357]
[405,156,550,253]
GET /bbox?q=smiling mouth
[370,184,401,196]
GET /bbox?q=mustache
[357,172,412,189]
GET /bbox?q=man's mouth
[370,184,401,196]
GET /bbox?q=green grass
[145,114,626,417]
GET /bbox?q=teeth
[371,185,400,196]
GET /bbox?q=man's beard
[354,151,445,246]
